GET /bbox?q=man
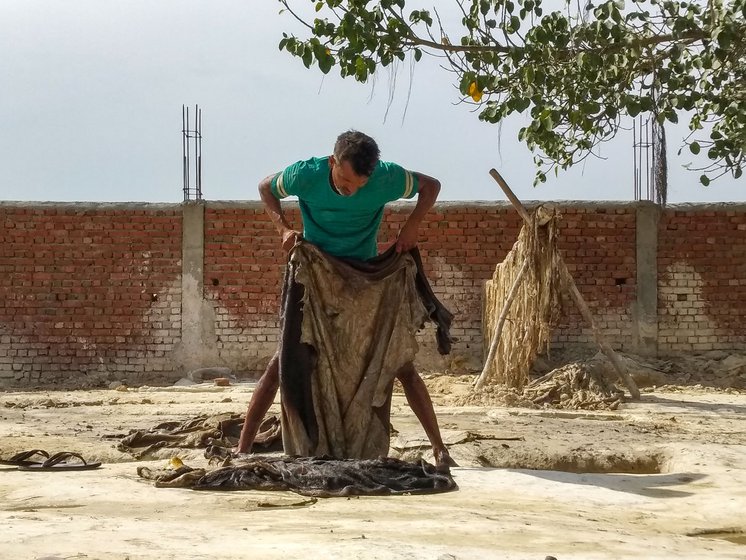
[237,130,456,468]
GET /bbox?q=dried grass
[479,207,563,389]
[472,207,626,411]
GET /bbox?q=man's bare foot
[434,447,458,470]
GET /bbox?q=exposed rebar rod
[182,104,203,201]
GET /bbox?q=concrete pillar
[634,201,661,356]
[178,201,218,371]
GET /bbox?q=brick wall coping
[662,202,746,211]
[0,201,182,211]
[204,200,643,210]
[3,200,745,212]
[207,200,746,211]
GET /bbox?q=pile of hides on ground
[461,361,624,410]
[116,243,453,462]
[137,456,457,497]
[473,206,625,410]
[522,361,624,409]
[115,414,281,458]
[480,206,563,389]
[278,242,453,460]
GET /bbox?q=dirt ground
[1,368,746,560]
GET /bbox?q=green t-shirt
[270,156,419,260]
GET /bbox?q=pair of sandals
[0,449,101,471]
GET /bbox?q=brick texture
[658,208,746,352]
[203,202,639,372]
[0,204,182,384]
[1,201,744,385]
[551,206,638,351]
[203,206,301,371]
[380,204,521,368]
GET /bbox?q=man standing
[237,130,456,468]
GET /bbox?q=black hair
[333,130,380,177]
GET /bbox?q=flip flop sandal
[0,449,51,467]
[18,451,102,471]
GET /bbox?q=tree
[277,0,744,187]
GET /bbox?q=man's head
[329,130,380,196]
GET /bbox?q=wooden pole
[488,169,641,400]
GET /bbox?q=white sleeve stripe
[403,171,413,199]
[276,173,288,198]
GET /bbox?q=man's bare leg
[396,361,458,468]
[236,353,280,453]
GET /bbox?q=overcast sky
[1,0,743,204]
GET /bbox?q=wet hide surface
[139,456,457,497]
[279,243,453,460]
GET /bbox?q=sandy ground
[1,376,746,560]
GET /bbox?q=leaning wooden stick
[488,168,641,400]
[474,259,529,391]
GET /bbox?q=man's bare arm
[395,172,441,253]
[258,174,302,252]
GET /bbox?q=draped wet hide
[279,242,453,460]
[116,414,282,458]
[138,456,457,497]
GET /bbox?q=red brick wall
[203,205,301,371]
[658,207,746,352]
[202,204,523,372]
[0,204,182,384]
[203,202,640,372]
[381,204,521,367]
[382,204,638,365]
[1,201,744,386]
[553,207,638,349]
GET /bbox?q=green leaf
[355,57,368,80]
[516,97,531,112]
[604,105,618,118]
[700,175,710,186]
[582,101,601,115]
[274,0,744,188]
[525,65,534,85]
[302,45,313,68]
